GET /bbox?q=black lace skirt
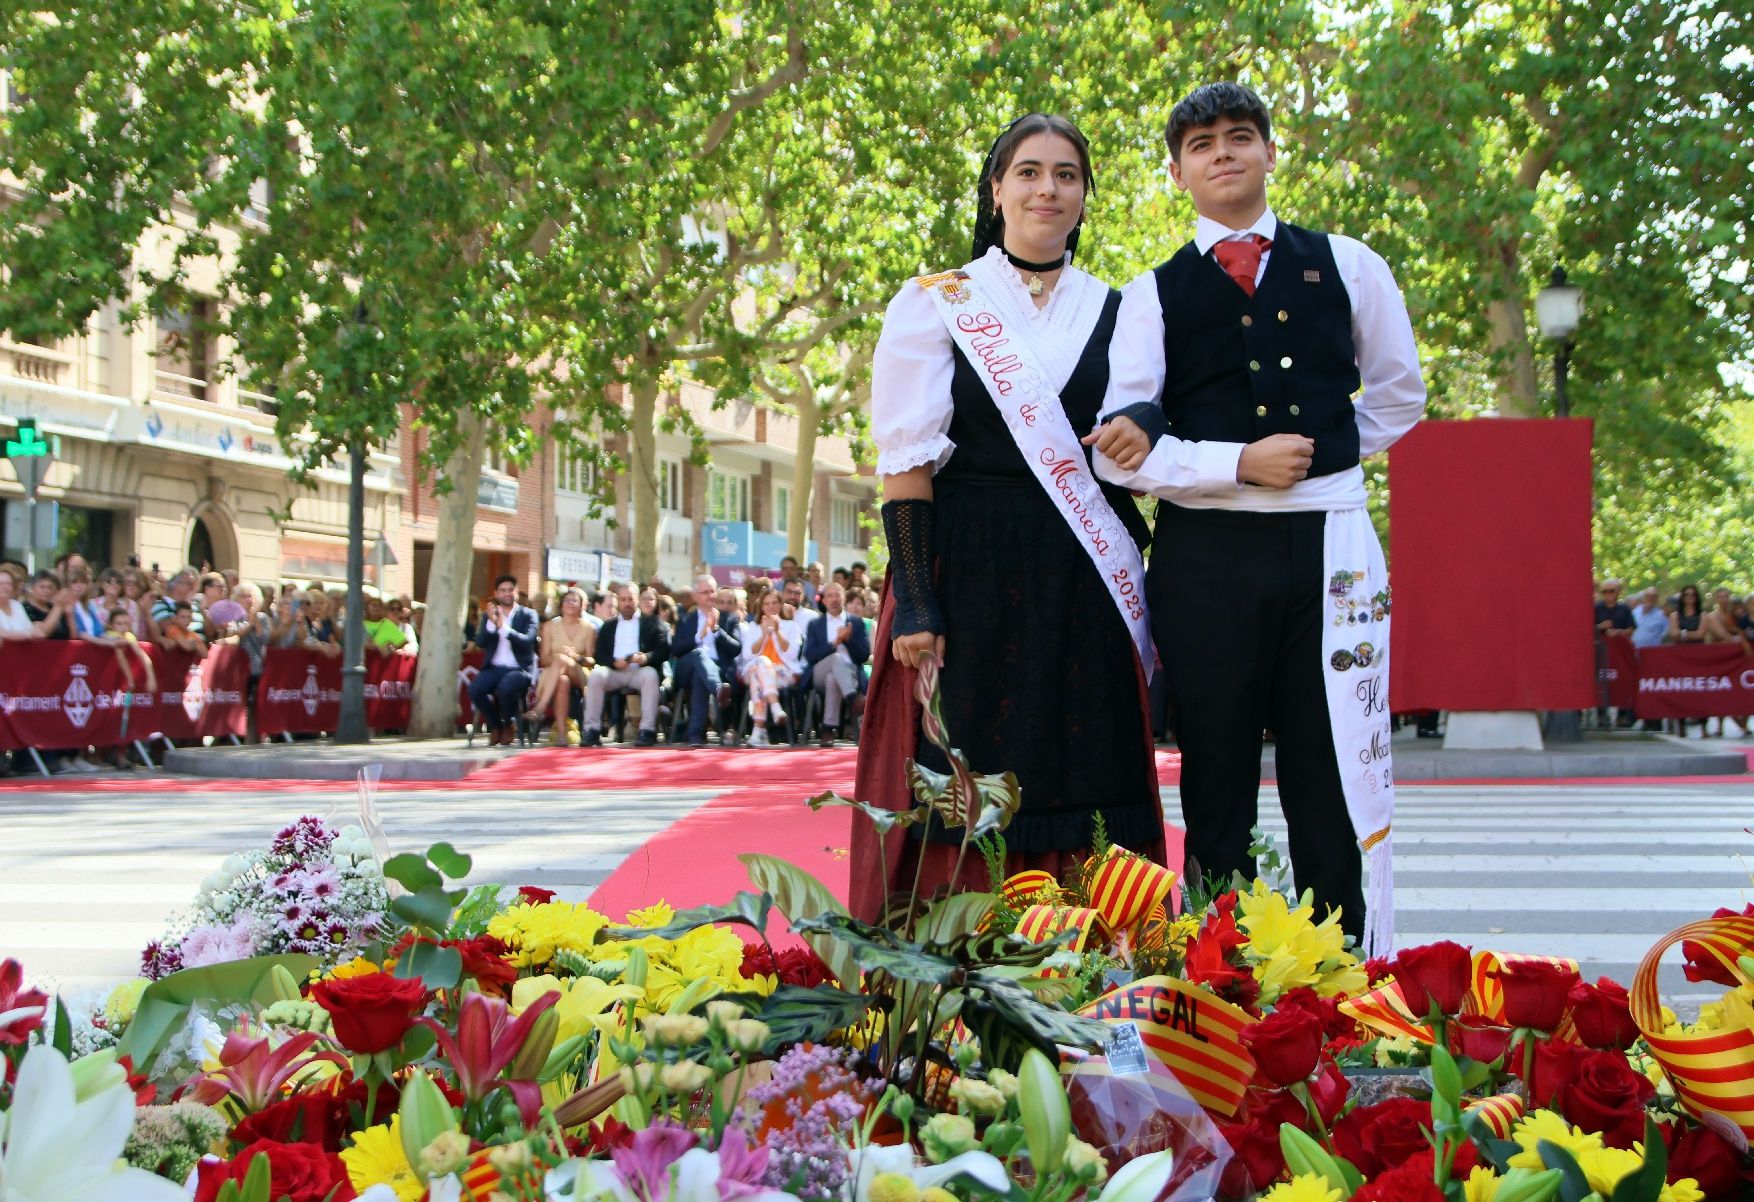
[913,473,1161,853]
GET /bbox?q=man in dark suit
[469,573,539,746]
[581,583,670,746]
[670,573,725,748]
[708,584,745,746]
[802,582,870,748]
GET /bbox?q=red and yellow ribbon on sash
[1631,915,1754,1139]
[1087,846,1178,933]
[1077,974,1257,1117]
[1464,1092,1526,1140]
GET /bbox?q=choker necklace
[1003,248,1064,297]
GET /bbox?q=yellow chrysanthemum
[1259,1173,1343,1202]
[1236,881,1313,957]
[311,956,381,984]
[1717,986,1754,1035]
[340,1116,423,1202]
[1461,1166,1501,1202]
[1166,914,1202,955]
[1373,1035,1418,1067]
[624,901,676,928]
[486,902,610,968]
[1507,1111,1601,1170]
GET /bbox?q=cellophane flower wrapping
[1061,1050,1232,1202]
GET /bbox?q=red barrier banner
[259,646,485,735]
[0,641,155,750]
[257,647,344,735]
[1602,636,1639,711]
[1633,644,1754,719]
[150,644,250,740]
[364,651,418,729]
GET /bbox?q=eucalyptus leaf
[425,842,473,879]
[381,852,443,893]
[394,941,463,990]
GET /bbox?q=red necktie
[1213,234,1271,296]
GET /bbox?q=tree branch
[700,26,807,157]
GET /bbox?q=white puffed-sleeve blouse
[870,247,1108,477]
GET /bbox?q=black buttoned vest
[1152,221,1361,479]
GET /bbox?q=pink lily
[419,988,559,1123]
[0,958,49,1046]
[187,1027,347,1112]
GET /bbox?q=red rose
[1218,1114,1286,1198]
[1351,1153,1447,1202]
[1493,961,1578,1032]
[1516,1037,1586,1108]
[1240,1005,1325,1088]
[1568,978,1640,1050]
[1277,987,1348,1039]
[1448,1014,1513,1065]
[1664,1121,1752,1201]
[1363,956,1394,985]
[517,885,557,905]
[1682,905,1754,986]
[309,971,427,1055]
[231,1093,348,1151]
[1394,942,1472,1018]
[1333,1098,1434,1179]
[1558,1049,1655,1149]
[1308,1057,1352,1126]
[194,1140,356,1202]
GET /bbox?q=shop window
[774,484,791,534]
[557,442,598,495]
[657,458,682,513]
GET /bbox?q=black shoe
[687,738,706,749]
[636,729,658,747]
[580,730,602,748]
[818,725,838,749]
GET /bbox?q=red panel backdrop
[1388,418,1596,711]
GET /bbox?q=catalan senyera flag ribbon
[1001,869,1059,906]
[1086,846,1178,933]
[1631,915,1754,1139]
[1464,1092,1526,1140]
[1340,948,1582,1045]
[1078,975,1257,1117]
[1016,904,1103,976]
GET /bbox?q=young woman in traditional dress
[850,114,1164,921]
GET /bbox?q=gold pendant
[1028,274,1044,297]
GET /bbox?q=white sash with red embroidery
[916,263,1154,678]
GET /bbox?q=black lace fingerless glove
[881,498,942,637]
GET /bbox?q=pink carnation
[180,915,260,968]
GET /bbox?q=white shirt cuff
[1196,442,1246,491]
[875,434,955,476]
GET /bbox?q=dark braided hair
[970,113,1095,262]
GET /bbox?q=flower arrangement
[141,816,389,979]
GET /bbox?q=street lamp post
[1536,265,1586,743]
[1535,266,1584,417]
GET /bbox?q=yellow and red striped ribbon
[1464,1092,1526,1140]
[1338,978,1435,1044]
[1631,915,1754,1138]
[1015,903,1103,976]
[1078,974,1257,1117]
[1001,869,1059,906]
[1086,847,1178,934]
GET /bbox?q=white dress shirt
[871,247,1110,477]
[611,616,641,662]
[822,611,851,663]
[486,610,520,668]
[1094,207,1425,511]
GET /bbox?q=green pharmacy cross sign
[4,418,52,458]
[5,417,58,499]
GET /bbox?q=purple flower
[180,915,260,968]
[610,1121,699,1201]
[270,815,335,859]
[140,940,184,981]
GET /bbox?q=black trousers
[1150,504,1364,941]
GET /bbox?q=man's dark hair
[850,561,867,572]
[1165,82,1272,161]
[493,573,518,589]
[173,600,193,614]
[32,569,60,587]
[587,591,606,608]
[780,555,799,569]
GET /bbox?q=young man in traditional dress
[1084,82,1426,950]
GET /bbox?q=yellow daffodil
[340,1116,423,1202]
[1507,1111,1600,1170]
[1461,1166,1501,1202]
[1259,1173,1343,1202]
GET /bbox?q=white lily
[847,1143,1012,1200]
[0,1044,186,1202]
[1092,1149,1176,1202]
